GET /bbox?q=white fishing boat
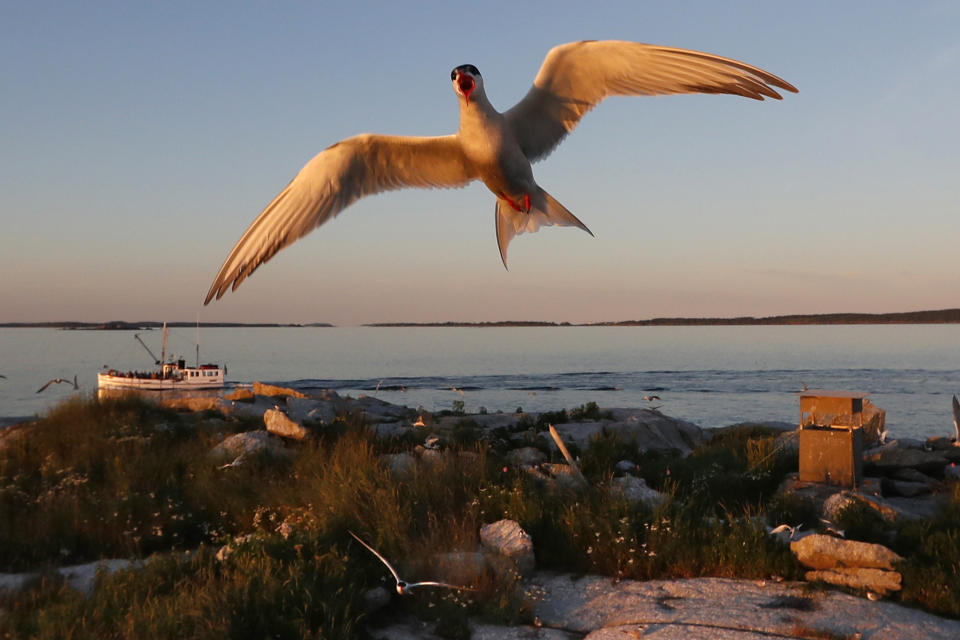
[97,322,225,390]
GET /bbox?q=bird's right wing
[506,40,797,162]
[349,530,402,584]
[205,134,474,303]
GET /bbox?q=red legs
[500,192,531,213]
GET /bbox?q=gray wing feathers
[506,41,798,162]
[205,134,473,303]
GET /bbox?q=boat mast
[161,322,167,379]
[195,313,200,368]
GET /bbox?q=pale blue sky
[2,1,958,325]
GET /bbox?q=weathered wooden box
[798,425,864,487]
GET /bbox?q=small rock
[790,534,903,571]
[610,475,663,508]
[614,459,638,475]
[480,519,535,576]
[210,431,286,461]
[822,492,858,522]
[381,452,417,476]
[540,463,587,490]
[264,408,310,440]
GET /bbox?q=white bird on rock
[204,40,796,303]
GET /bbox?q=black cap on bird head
[451,64,480,103]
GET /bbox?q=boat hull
[97,369,224,390]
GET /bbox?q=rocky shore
[3,385,959,638]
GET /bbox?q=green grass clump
[893,482,960,617]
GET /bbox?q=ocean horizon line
[3,308,960,329]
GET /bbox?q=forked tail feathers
[494,189,593,268]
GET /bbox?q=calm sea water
[1,325,959,440]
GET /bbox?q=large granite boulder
[550,408,702,455]
[864,444,949,475]
[791,534,903,595]
[285,396,338,424]
[252,381,307,399]
[791,534,902,571]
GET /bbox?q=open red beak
[457,73,475,103]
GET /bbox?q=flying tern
[36,376,79,393]
[348,530,471,595]
[205,40,796,303]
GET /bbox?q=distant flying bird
[348,531,471,595]
[36,376,78,393]
[952,395,960,443]
[205,40,796,303]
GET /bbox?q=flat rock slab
[528,573,960,640]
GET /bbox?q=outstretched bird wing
[205,134,474,303]
[406,580,474,591]
[349,530,402,584]
[505,40,798,163]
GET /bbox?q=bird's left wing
[205,134,473,303]
[408,580,475,591]
[505,40,797,162]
